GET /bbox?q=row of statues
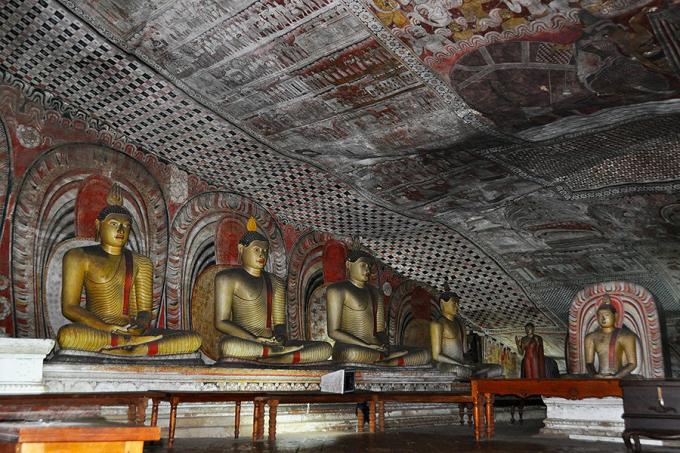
[56,188,639,377]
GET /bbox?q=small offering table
[0,392,162,424]
[149,391,266,447]
[374,392,480,440]
[0,422,160,453]
[471,378,622,439]
[257,392,379,441]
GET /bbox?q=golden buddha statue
[214,218,332,364]
[584,296,638,378]
[57,185,202,356]
[430,292,502,377]
[326,250,430,366]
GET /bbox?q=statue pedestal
[42,363,470,437]
[0,338,55,394]
[541,397,664,445]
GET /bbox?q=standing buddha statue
[326,249,430,366]
[516,322,545,378]
[214,217,332,364]
[584,295,639,378]
[57,184,202,356]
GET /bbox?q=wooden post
[234,401,241,438]
[150,400,160,427]
[268,400,279,441]
[168,398,178,448]
[368,399,376,433]
[257,401,265,440]
[252,402,260,442]
[378,400,385,432]
[485,393,494,439]
[357,404,364,432]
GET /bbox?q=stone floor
[144,421,676,452]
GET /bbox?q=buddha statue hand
[272,324,289,345]
[378,349,409,362]
[98,333,164,351]
[255,335,280,346]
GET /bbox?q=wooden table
[471,378,622,439]
[256,392,379,441]
[0,392,162,425]
[149,391,266,447]
[374,392,481,440]
[0,422,160,453]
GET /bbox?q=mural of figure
[57,185,202,356]
[584,295,639,378]
[430,292,503,377]
[515,322,546,378]
[215,218,332,364]
[326,249,431,366]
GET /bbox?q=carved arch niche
[11,144,168,338]
[568,281,665,378]
[286,231,335,341]
[170,192,285,359]
[388,281,440,350]
[0,119,11,330]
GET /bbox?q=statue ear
[94,219,101,241]
[237,243,244,262]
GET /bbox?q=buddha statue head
[525,322,535,336]
[439,291,460,318]
[596,295,617,329]
[345,249,373,286]
[237,217,269,272]
[94,184,133,253]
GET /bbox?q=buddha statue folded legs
[56,184,202,357]
[215,218,332,364]
[326,250,431,367]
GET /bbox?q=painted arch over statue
[568,281,665,378]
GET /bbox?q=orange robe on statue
[521,337,545,379]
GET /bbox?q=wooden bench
[471,378,622,439]
[149,391,266,447]
[255,392,379,441]
[0,421,160,453]
[0,392,162,425]
[374,391,482,440]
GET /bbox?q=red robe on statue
[521,336,545,379]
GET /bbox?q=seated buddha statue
[326,250,430,366]
[57,185,202,356]
[214,218,332,364]
[584,295,638,378]
[430,292,502,378]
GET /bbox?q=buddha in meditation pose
[214,218,332,364]
[516,322,545,379]
[57,185,202,356]
[326,250,430,366]
[584,296,638,378]
[430,292,502,378]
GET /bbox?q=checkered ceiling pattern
[0,0,558,331]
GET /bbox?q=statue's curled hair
[97,204,132,221]
[347,249,373,263]
[439,291,460,302]
[239,231,268,246]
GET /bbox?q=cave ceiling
[1,0,679,351]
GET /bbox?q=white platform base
[541,396,663,446]
[0,338,55,394]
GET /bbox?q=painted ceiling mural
[0,0,679,355]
